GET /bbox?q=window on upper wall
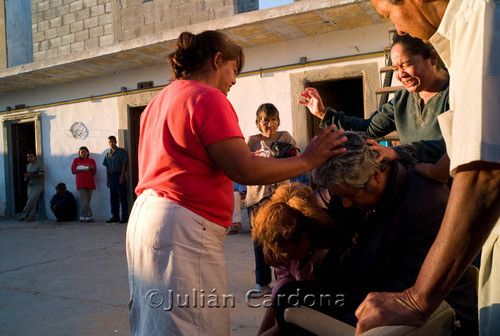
[5,0,33,67]
[259,0,293,10]
[238,0,293,13]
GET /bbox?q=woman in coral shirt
[127,30,347,336]
[71,146,96,222]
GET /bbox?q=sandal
[227,222,242,235]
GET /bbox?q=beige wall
[0,0,6,69]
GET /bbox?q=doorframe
[289,62,380,150]
[127,105,147,203]
[116,90,161,209]
[2,111,43,217]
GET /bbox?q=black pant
[108,173,128,220]
[247,201,272,286]
[52,204,77,222]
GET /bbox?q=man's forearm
[411,166,500,313]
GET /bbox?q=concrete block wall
[31,0,113,61]
[30,0,241,62]
[117,0,237,42]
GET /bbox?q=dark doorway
[306,77,364,139]
[11,122,36,213]
[128,105,147,201]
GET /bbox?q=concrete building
[0,0,393,220]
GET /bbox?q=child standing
[246,103,299,297]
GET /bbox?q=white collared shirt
[431,0,500,176]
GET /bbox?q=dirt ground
[0,213,268,336]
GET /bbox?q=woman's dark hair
[79,146,89,159]
[168,30,245,80]
[392,34,445,69]
[255,103,280,132]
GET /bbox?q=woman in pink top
[71,146,96,223]
[126,30,347,336]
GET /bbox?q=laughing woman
[300,34,449,165]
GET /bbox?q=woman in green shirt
[300,34,449,165]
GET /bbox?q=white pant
[479,231,500,336]
[78,188,93,219]
[126,191,230,336]
[21,184,43,218]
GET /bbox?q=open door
[305,77,364,189]
[9,121,36,214]
[306,77,364,139]
[128,105,147,202]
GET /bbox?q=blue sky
[259,0,293,10]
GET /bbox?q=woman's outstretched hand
[301,125,347,168]
[207,125,346,186]
[366,139,401,162]
[299,87,327,119]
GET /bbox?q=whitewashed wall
[39,99,119,220]
[0,23,392,110]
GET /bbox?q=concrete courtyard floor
[0,213,268,336]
